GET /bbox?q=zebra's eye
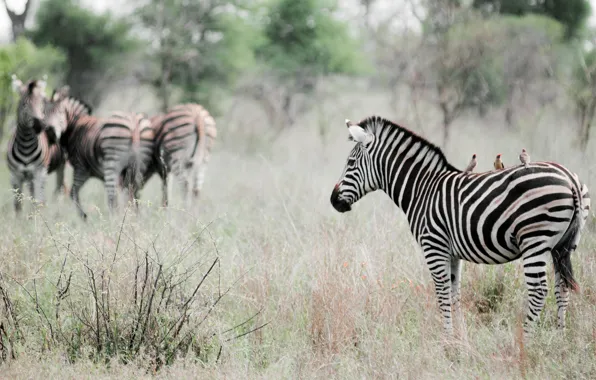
[347,158,356,166]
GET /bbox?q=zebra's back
[431,162,585,265]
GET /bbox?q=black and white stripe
[149,103,217,208]
[6,76,67,212]
[330,116,590,335]
[44,91,151,219]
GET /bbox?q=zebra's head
[44,85,92,144]
[11,74,47,134]
[330,118,379,213]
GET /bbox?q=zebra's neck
[372,126,457,230]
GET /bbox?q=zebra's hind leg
[520,240,550,335]
[54,162,66,197]
[450,257,467,340]
[422,243,453,336]
[10,174,24,214]
[554,268,570,329]
[70,168,90,220]
[104,166,120,214]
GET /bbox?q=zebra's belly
[450,243,522,265]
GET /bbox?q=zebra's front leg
[423,246,453,336]
[161,173,171,207]
[450,257,467,338]
[554,268,570,329]
[70,168,90,220]
[521,242,549,336]
[31,168,48,207]
[10,174,24,214]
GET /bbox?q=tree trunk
[3,0,32,42]
[580,100,596,152]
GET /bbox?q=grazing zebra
[44,90,151,219]
[330,116,590,336]
[149,103,217,208]
[6,75,67,212]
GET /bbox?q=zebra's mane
[62,95,93,116]
[358,115,460,172]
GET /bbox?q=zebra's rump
[431,162,586,264]
[151,103,217,171]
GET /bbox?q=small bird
[519,148,530,167]
[465,154,477,172]
[494,154,504,170]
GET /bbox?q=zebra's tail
[125,120,146,199]
[552,186,583,292]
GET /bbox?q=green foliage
[436,13,564,116]
[260,0,366,78]
[570,43,596,150]
[28,0,138,105]
[137,0,260,114]
[0,37,66,144]
[472,0,591,39]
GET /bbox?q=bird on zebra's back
[464,154,477,172]
[331,116,589,338]
[519,148,530,167]
[149,103,217,209]
[6,74,68,213]
[494,154,504,170]
[44,88,152,219]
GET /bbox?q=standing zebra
[330,116,590,336]
[6,75,67,212]
[150,103,217,208]
[44,90,152,219]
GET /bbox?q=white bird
[519,148,530,167]
[465,154,477,172]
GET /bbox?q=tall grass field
[0,86,595,379]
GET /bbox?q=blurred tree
[472,0,591,39]
[571,41,596,151]
[0,37,66,145]
[253,0,367,130]
[136,0,259,114]
[1,0,33,41]
[28,0,138,107]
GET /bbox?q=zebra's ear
[11,74,23,94]
[348,125,373,145]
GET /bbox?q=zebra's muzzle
[330,186,352,213]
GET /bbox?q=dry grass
[0,84,596,379]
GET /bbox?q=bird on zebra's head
[331,115,590,339]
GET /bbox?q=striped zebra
[330,116,590,336]
[6,75,67,212]
[149,103,217,208]
[44,90,152,219]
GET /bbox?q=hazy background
[1,0,596,378]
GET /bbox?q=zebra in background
[150,103,217,208]
[330,116,589,336]
[114,111,156,208]
[44,89,152,219]
[6,75,67,212]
